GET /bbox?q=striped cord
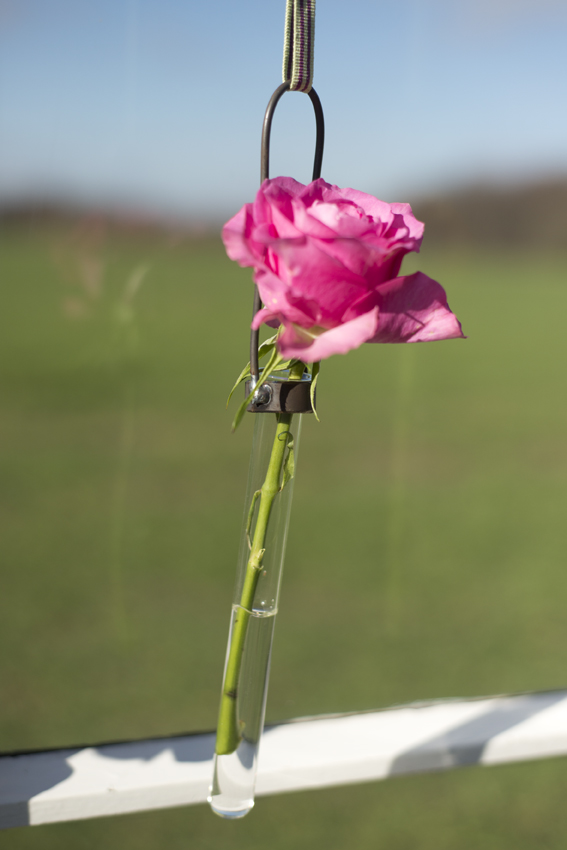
[282,0,316,92]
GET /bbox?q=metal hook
[250,82,325,384]
[261,82,325,185]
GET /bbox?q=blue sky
[1,0,566,221]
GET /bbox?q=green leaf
[253,345,281,394]
[246,490,262,549]
[226,334,279,408]
[281,433,295,490]
[258,334,278,359]
[310,361,321,422]
[231,386,256,432]
[231,349,284,432]
[226,364,252,408]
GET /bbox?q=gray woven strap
[282,0,316,92]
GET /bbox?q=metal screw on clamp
[253,384,273,407]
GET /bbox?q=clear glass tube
[209,411,302,818]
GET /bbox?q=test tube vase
[209,410,302,818]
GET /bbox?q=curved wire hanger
[249,83,325,385]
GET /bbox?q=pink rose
[222,177,464,363]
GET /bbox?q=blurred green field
[1,221,567,848]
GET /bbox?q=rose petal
[321,237,406,281]
[253,269,320,327]
[339,186,396,222]
[272,238,370,323]
[389,203,424,245]
[369,272,465,343]
[297,178,329,205]
[251,306,280,330]
[267,176,306,198]
[222,204,259,267]
[305,200,370,238]
[277,308,380,362]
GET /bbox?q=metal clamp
[245,375,315,414]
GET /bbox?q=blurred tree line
[1,176,566,250]
[413,177,567,250]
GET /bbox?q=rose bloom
[222,177,464,363]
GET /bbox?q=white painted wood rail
[2,690,567,829]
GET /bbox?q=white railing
[2,690,567,829]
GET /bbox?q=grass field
[1,221,567,848]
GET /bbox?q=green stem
[215,411,292,755]
[215,359,305,756]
